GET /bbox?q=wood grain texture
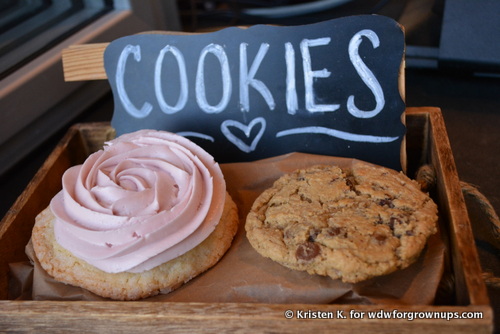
[61,31,198,82]
[62,44,109,81]
[0,109,493,332]
[0,301,493,333]
[426,108,490,306]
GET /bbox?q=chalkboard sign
[104,15,405,170]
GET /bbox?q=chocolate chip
[326,226,347,238]
[388,217,404,230]
[308,228,321,242]
[373,234,387,245]
[346,177,361,195]
[405,230,414,236]
[329,177,339,183]
[390,216,409,228]
[378,198,394,208]
[300,193,312,203]
[328,227,342,236]
[296,242,320,261]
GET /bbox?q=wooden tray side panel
[404,110,430,178]
[0,128,87,299]
[0,301,493,334]
[425,108,489,306]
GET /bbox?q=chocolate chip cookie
[245,163,438,283]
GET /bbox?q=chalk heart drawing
[221,117,266,153]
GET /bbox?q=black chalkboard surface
[104,15,405,170]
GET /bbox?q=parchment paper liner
[9,153,445,304]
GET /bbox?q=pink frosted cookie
[32,130,238,300]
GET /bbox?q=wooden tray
[0,107,493,333]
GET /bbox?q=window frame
[0,0,181,176]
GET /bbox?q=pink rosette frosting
[50,129,226,273]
